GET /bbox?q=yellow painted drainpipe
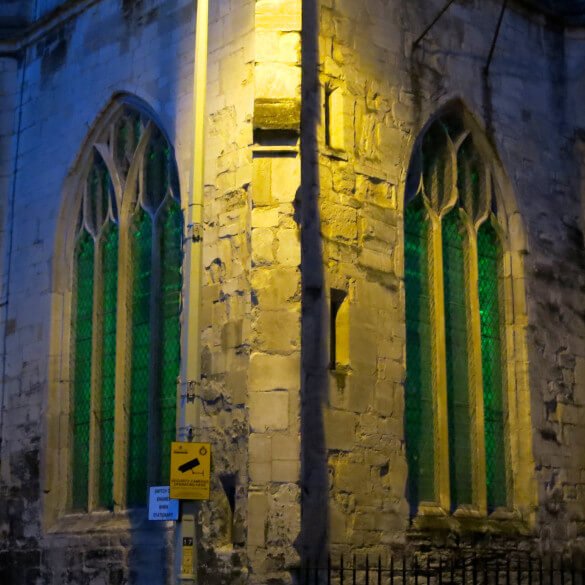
[180,0,209,582]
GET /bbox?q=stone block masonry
[246,1,303,582]
[0,0,584,584]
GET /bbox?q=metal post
[366,556,370,585]
[415,558,419,585]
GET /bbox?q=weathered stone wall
[0,56,19,346]
[312,0,585,556]
[197,0,254,582]
[0,0,32,34]
[246,1,303,583]
[0,0,256,583]
[1,0,585,583]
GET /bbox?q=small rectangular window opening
[324,86,332,148]
[325,87,345,151]
[330,288,349,370]
[220,473,243,544]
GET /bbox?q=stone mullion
[499,241,521,510]
[427,211,450,512]
[88,233,104,511]
[112,213,132,510]
[462,221,488,514]
[55,288,74,519]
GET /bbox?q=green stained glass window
[404,197,435,508]
[128,208,153,507]
[478,220,507,510]
[68,108,183,513]
[97,223,118,509]
[72,230,94,511]
[158,199,183,484]
[115,111,142,177]
[87,157,110,231]
[145,133,170,210]
[442,210,473,509]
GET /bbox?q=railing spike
[366,555,370,585]
[427,557,431,585]
[518,556,522,585]
[415,556,419,585]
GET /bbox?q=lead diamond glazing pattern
[477,220,507,510]
[158,199,182,484]
[128,208,152,507]
[442,210,473,509]
[72,230,94,511]
[98,222,118,509]
[404,197,435,507]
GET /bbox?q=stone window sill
[410,503,528,535]
[321,145,348,161]
[47,508,175,535]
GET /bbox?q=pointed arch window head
[66,100,183,513]
[404,109,513,517]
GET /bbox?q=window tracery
[404,112,512,516]
[66,103,182,512]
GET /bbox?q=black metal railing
[297,554,585,585]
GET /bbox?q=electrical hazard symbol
[170,442,211,500]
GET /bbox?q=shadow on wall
[128,511,172,584]
[298,0,329,568]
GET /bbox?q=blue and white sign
[148,486,179,521]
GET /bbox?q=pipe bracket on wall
[187,222,203,242]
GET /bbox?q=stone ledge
[253,98,301,132]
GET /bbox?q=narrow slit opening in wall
[330,288,348,370]
[324,86,332,148]
[220,473,237,543]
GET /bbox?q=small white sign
[148,486,179,521]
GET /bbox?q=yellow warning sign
[170,442,211,500]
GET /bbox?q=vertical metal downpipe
[178,0,209,582]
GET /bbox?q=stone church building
[0,0,585,583]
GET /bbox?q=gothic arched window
[65,101,183,512]
[404,111,518,517]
